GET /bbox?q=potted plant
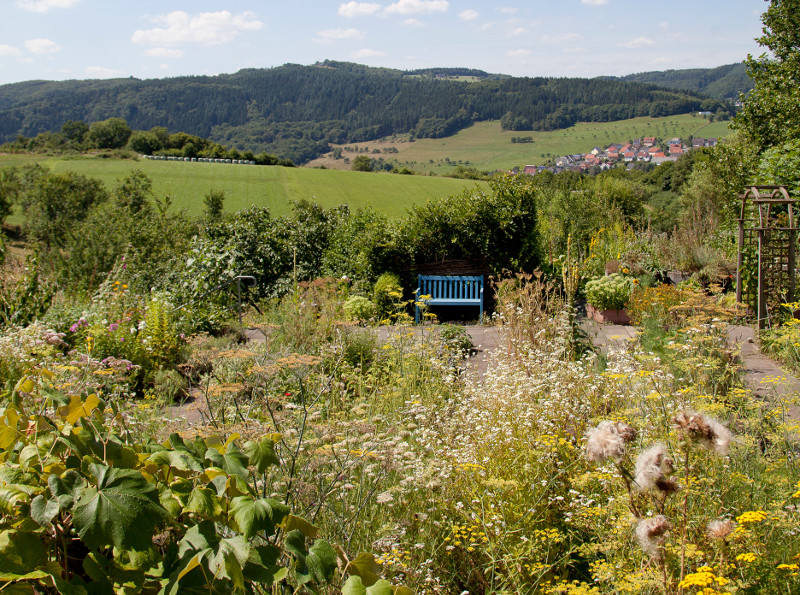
[584,273,634,324]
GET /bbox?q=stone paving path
[581,319,800,429]
[726,325,800,428]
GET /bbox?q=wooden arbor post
[737,186,797,329]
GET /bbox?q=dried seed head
[634,443,676,493]
[673,410,732,455]
[615,421,638,444]
[635,515,672,559]
[585,420,633,462]
[707,519,736,540]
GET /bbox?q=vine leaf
[57,393,101,425]
[342,576,397,595]
[0,530,46,581]
[345,552,382,587]
[73,463,167,551]
[229,496,289,539]
[243,434,281,474]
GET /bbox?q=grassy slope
[0,155,489,224]
[310,115,732,173]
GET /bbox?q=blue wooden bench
[415,275,484,323]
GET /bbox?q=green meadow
[314,115,732,173]
[0,154,489,224]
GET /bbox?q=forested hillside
[614,63,752,102]
[0,60,731,163]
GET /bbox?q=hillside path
[582,319,800,430]
[726,325,800,429]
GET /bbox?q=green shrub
[344,295,377,323]
[585,273,634,311]
[373,272,404,322]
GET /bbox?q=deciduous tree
[735,0,800,150]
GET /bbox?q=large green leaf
[30,495,60,528]
[242,435,280,474]
[281,514,319,538]
[73,463,167,551]
[204,445,248,480]
[228,496,289,539]
[242,544,284,585]
[0,486,31,517]
[346,552,382,587]
[342,576,396,595]
[307,539,337,585]
[167,522,251,595]
[148,449,204,475]
[185,487,223,520]
[0,530,45,579]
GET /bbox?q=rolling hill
[0,61,732,164]
[613,63,752,102]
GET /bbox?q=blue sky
[0,0,767,85]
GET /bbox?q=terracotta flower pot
[587,303,631,325]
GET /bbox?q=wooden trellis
[736,185,798,329]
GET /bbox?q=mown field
[310,115,732,173]
[0,154,489,225]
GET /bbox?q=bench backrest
[416,275,484,323]
[417,275,484,301]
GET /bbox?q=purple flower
[109,323,119,332]
[70,324,79,333]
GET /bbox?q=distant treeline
[612,63,752,102]
[0,60,732,164]
[0,117,295,166]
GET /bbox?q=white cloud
[131,11,263,46]
[563,47,587,53]
[159,63,170,69]
[338,2,382,17]
[500,7,517,14]
[145,47,183,58]
[403,18,424,26]
[507,49,531,58]
[385,0,449,15]
[459,9,478,21]
[85,66,124,78]
[16,0,79,13]
[317,28,365,40]
[24,38,61,54]
[352,48,387,59]
[509,27,526,36]
[619,36,655,48]
[0,45,22,56]
[540,33,579,43]
[581,0,609,5]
